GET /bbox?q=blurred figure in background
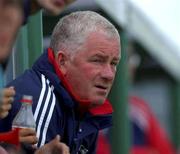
[128,44,175,154]
[0,0,76,121]
[0,1,25,153]
[0,0,76,153]
[0,0,23,67]
[0,0,76,119]
[32,0,75,15]
[0,0,23,132]
[0,0,76,67]
[97,43,175,154]
[129,95,175,154]
[0,0,21,126]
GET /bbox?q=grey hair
[50,11,120,55]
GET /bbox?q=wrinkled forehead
[86,31,120,51]
[77,32,120,59]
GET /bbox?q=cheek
[8,14,22,41]
[38,0,52,9]
[70,68,92,84]
[80,65,98,80]
[37,0,47,5]
[7,6,23,26]
[70,66,97,86]
[0,9,22,46]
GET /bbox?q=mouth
[95,85,109,94]
[53,0,65,7]
[95,85,107,89]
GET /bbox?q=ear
[56,51,68,75]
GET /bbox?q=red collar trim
[89,99,113,115]
[47,48,113,115]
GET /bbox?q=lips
[95,85,107,90]
[95,84,109,95]
[54,0,65,7]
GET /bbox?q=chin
[92,98,106,106]
[52,7,65,14]
[44,8,63,16]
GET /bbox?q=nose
[101,64,115,81]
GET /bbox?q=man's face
[37,0,75,15]
[0,1,23,63]
[61,32,120,105]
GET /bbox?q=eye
[111,61,118,67]
[94,59,102,62]
[90,58,104,63]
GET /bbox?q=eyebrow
[113,56,120,61]
[91,54,107,58]
[91,53,120,62]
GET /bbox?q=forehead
[83,32,120,58]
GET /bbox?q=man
[0,0,76,119]
[0,0,21,122]
[0,11,121,153]
[0,0,76,152]
[0,2,30,153]
[23,0,76,24]
[31,0,75,15]
[0,0,23,66]
[0,0,76,67]
[0,0,76,120]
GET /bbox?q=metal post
[14,25,29,76]
[170,79,180,150]
[27,11,43,67]
[0,66,4,87]
[109,31,130,154]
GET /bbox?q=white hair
[50,11,120,55]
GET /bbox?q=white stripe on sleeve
[36,79,52,140]
[40,91,56,146]
[34,74,46,121]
